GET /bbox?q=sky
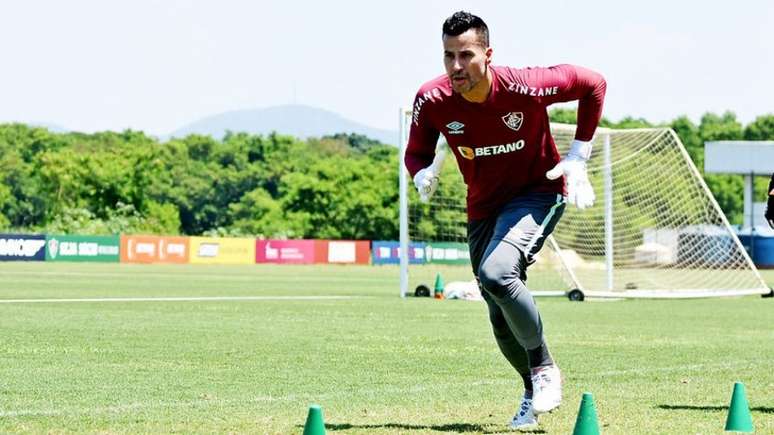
[1,0,773,135]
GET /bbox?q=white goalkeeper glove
[413,167,440,203]
[546,139,595,210]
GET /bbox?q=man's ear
[485,47,493,64]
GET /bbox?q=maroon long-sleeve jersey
[405,64,606,220]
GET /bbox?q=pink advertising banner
[255,240,317,264]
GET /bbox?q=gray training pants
[468,192,565,377]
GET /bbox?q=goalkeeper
[767,172,774,229]
[404,11,606,431]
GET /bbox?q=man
[767,173,774,229]
[404,11,606,431]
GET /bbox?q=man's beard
[451,64,486,94]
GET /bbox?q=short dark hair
[442,11,489,46]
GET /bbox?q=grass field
[0,263,772,434]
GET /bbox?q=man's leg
[481,290,532,388]
[468,216,532,389]
[468,215,537,429]
[477,193,566,414]
[479,234,551,366]
[477,193,565,362]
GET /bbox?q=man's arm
[404,103,440,177]
[517,64,606,209]
[766,173,774,229]
[404,92,442,202]
[534,64,607,141]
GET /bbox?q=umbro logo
[446,121,465,135]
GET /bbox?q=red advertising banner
[255,240,317,264]
[255,240,370,265]
[318,240,371,264]
[120,235,189,264]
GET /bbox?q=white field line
[0,270,385,282]
[0,359,765,418]
[0,295,366,304]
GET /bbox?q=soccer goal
[398,108,771,300]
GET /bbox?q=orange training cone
[434,272,445,299]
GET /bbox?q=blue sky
[2,0,772,135]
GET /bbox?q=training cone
[725,382,753,433]
[434,272,445,299]
[573,392,601,435]
[303,404,326,435]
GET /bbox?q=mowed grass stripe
[2,358,767,419]
[0,295,366,303]
[0,270,388,282]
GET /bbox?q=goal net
[398,108,770,299]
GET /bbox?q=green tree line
[0,128,398,239]
[1,112,772,239]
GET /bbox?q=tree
[280,157,398,239]
[743,114,774,140]
[670,116,702,167]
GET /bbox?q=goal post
[398,108,770,299]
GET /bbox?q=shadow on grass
[658,405,774,414]
[296,422,546,433]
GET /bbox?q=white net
[400,110,769,298]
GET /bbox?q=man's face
[443,29,492,94]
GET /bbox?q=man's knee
[479,257,520,298]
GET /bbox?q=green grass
[0,263,772,434]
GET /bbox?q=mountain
[169,105,399,145]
